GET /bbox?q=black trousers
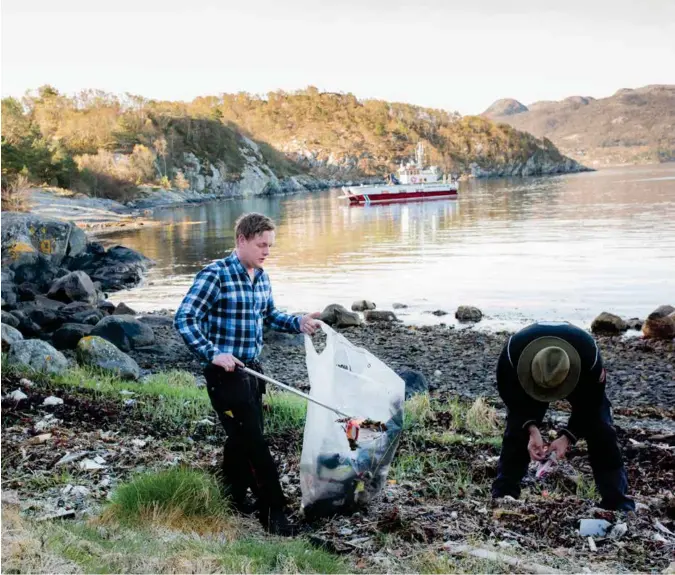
[492,394,635,511]
[204,361,286,514]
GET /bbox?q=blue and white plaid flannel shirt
[174,251,301,364]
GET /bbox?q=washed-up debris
[609,522,628,540]
[26,433,52,445]
[35,414,60,432]
[119,390,135,396]
[131,439,147,448]
[56,451,88,467]
[196,418,215,426]
[9,389,28,401]
[654,520,674,536]
[42,396,64,406]
[579,518,612,537]
[124,399,137,407]
[587,536,597,551]
[71,486,90,497]
[36,509,76,522]
[93,455,106,465]
[79,458,106,471]
[19,378,34,387]
[443,543,562,575]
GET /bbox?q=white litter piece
[79,458,106,471]
[9,389,28,401]
[42,396,64,406]
[56,451,88,467]
[587,537,597,551]
[131,439,146,448]
[609,523,628,540]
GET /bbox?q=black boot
[230,498,258,515]
[260,508,299,537]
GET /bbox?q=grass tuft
[106,467,229,528]
[465,397,499,436]
[264,389,307,436]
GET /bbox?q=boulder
[591,312,627,335]
[9,253,63,292]
[642,305,675,340]
[76,336,140,380]
[319,304,361,328]
[62,302,96,315]
[1,323,24,351]
[0,275,17,309]
[16,282,40,302]
[1,310,19,328]
[351,300,376,312]
[625,318,644,331]
[113,302,137,316]
[90,315,155,352]
[70,309,105,326]
[52,323,94,350]
[396,368,429,400]
[392,303,408,310]
[363,310,398,322]
[10,311,43,338]
[1,212,87,267]
[455,306,483,323]
[7,339,69,374]
[67,245,154,292]
[98,301,116,315]
[47,271,98,305]
[430,310,448,317]
[33,295,66,311]
[25,307,66,332]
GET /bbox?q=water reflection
[102,165,675,330]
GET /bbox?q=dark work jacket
[496,322,606,443]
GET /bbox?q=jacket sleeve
[561,350,606,444]
[174,267,221,362]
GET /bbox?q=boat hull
[343,187,458,205]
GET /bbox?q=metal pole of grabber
[241,366,354,420]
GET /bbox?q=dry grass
[465,397,499,436]
[1,174,33,212]
[0,503,81,574]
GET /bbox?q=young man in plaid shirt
[174,212,321,536]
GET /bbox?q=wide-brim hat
[516,336,581,402]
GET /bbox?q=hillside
[483,85,675,167]
[2,86,585,202]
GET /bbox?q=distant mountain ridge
[482,85,675,166]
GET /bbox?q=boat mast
[416,142,424,169]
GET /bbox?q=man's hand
[549,435,570,460]
[212,353,244,372]
[527,425,548,461]
[299,312,322,335]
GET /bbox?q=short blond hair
[234,212,275,240]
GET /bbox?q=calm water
[102,165,675,331]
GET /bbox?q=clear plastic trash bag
[300,323,405,519]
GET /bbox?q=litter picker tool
[240,366,387,448]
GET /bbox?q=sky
[1,0,673,115]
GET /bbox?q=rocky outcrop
[8,339,69,374]
[1,323,24,351]
[351,300,376,312]
[52,323,94,350]
[47,271,98,305]
[319,304,361,328]
[455,306,483,323]
[591,312,627,335]
[76,336,141,380]
[642,305,675,340]
[363,310,398,323]
[66,244,154,292]
[0,213,87,268]
[90,315,155,352]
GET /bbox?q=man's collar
[227,250,263,279]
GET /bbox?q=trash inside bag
[300,323,405,520]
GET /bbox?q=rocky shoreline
[2,212,673,415]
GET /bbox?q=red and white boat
[341,143,458,205]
